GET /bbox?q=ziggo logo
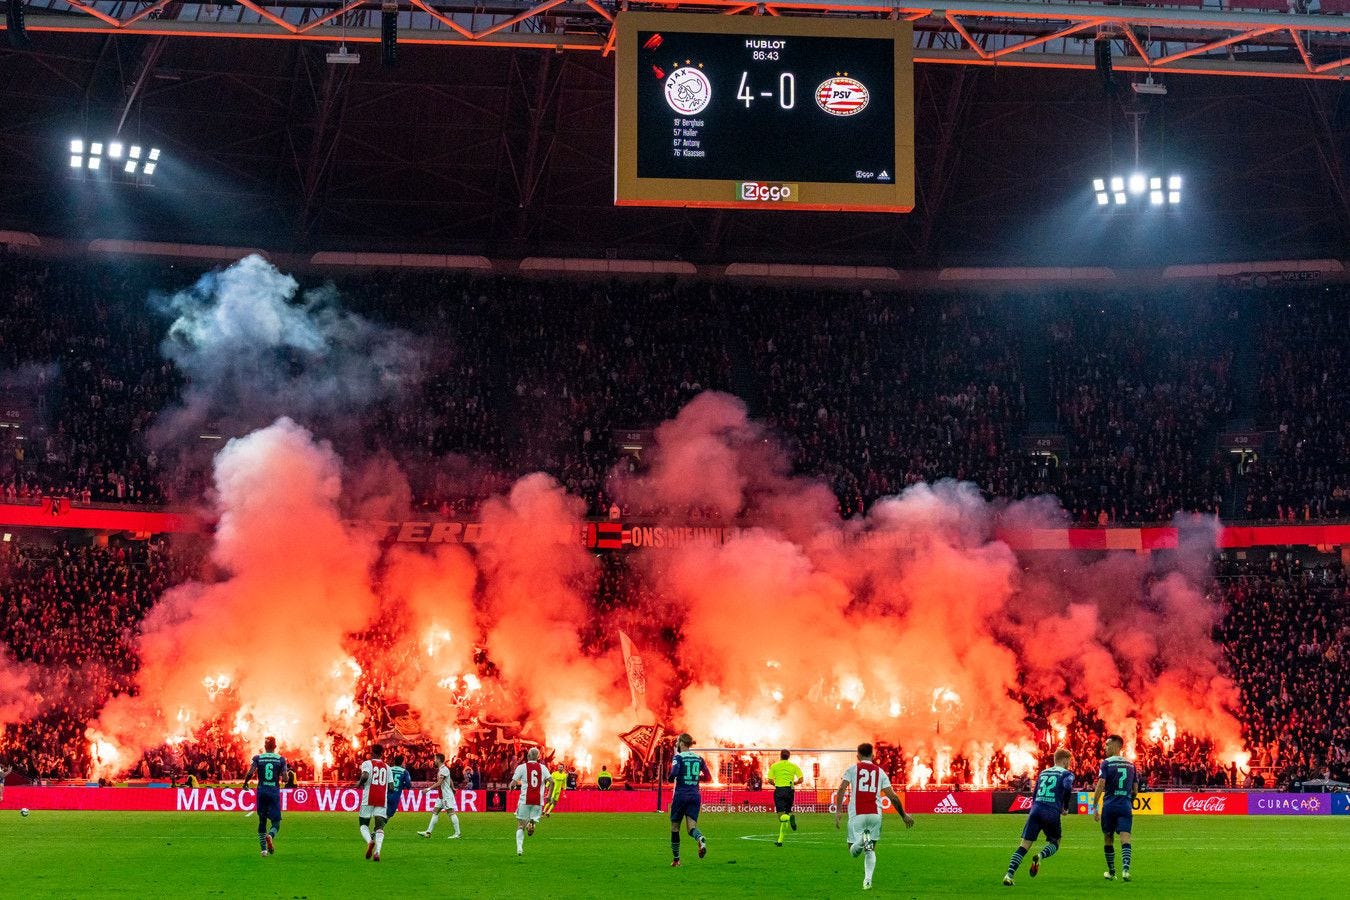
[739,182,798,202]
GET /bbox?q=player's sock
[360,824,371,843]
[1104,846,1116,875]
[671,830,681,860]
[1006,846,1027,876]
[1121,843,1131,871]
[450,814,461,836]
[778,815,788,844]
[258,832,267,852]
[863,849,877,884]
[374,830,384,855]
[689,826,704,842]
[516,828,525,854]
[1039,842,1058,861]
[426,813,438,833]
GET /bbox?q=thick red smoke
[617,392,1243,784]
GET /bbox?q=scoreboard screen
[615,13,913,213]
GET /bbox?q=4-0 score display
[615,13,913,213]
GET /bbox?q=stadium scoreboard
[614,13,914,213]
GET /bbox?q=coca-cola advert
[1248,793,1331,816]
[1163,792,1248,815]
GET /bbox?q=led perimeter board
[615,13,913,213]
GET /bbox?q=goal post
[681,747,858,813]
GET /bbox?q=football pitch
[2,810,1342,898]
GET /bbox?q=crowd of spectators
[1241,287,1350,521]
[1043,291,1237,525]
[1,254,1348,525]
[0,538,198,778]
[1217,554,1350,787]
[2,254,1350,789]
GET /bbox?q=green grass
[2,810,1342,898]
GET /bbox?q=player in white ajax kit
[834,742,915,891]
[418,752,462,839]
[508,747,550,857]
[356,743,393,862]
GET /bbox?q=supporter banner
[1163,792,1248,815]
[1332,794,1350,816]
[903,791,992,815]
[5,501,1350,551]
[1248,793,1331,816]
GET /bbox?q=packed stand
[1217,554,1350,786]
[0,538,201,779]
[733,288,1027,517]
[1241,285,1350,521]
[1043,290,1237,525]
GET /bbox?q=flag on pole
[619,724,665,766]
[619,630,648,710]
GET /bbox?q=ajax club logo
[816,75,870,116]
[664,63,712,115]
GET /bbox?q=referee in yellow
[767,749,805,846]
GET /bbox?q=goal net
[671,747,858,813]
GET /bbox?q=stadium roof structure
[11,1,1350,79]
[1,2,1347,266]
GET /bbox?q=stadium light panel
[1110,177,1124,193]
[70,155,83,169]
[1168,191,1181,204]
[1096,192,1109,206]
[70,139,83,154]
[1149,177,1162,190]
[1092,178,1106,192]
[1114,192,1127,205]
[90,142,103,156]
[149,148,161,161]
[1169,175,1182,190]
[143,163,156,176]
[124,161,138,174]
[130,146,142,159]
[87,157,100,171]
[1128,173,1146,195]
[109,142,123,159]
[1150,191,1164,205]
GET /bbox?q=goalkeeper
[767,750,805,847]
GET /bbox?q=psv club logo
[664,65,712,115]
[816,75,870,116]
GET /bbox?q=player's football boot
[860,832,875,854]
[862,879,872,890]
[1002,875,1013,886]
[697,837,707,858]
[670,858,681,867]
[417,830,432,838]
[775,841,782,847]
[264,834,275,855]
[260,850,269,857]
[526,820,536,836]
[365,839,376,860]
[447,833,461,839]
[1028,854,1039,878]
[1122,869,1131,882]
[373,851,380,862]
[1104,871,1115,880]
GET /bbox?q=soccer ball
[20,808,29,817]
